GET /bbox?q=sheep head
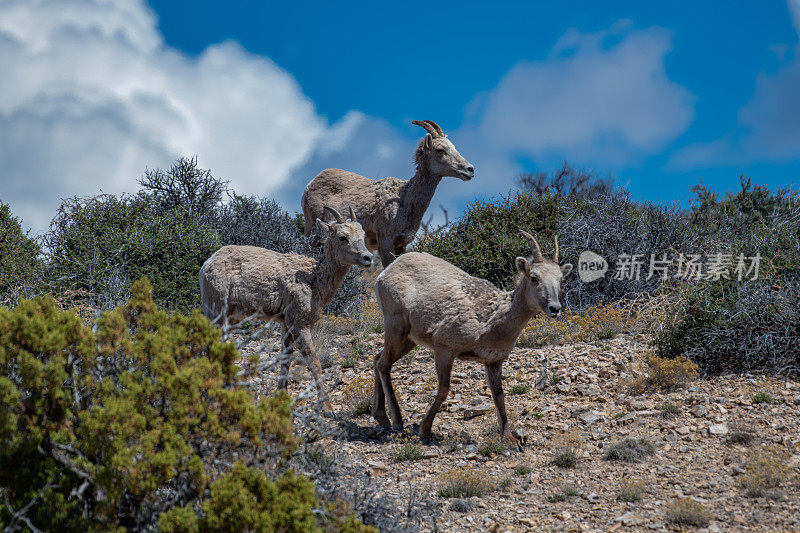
[515,230,573,317]
[316,206,373,267]
[412,120,474,181]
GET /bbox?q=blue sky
[2,0,800,233]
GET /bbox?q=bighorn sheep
[301,120,474,267]
[373,232,573,448]
[199,206,372,407]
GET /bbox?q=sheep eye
[339,236,348,242]
[436,148,445,155]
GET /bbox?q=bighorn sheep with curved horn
[373,231,572,448]
[302,120,474,267]
[199,206,372,409]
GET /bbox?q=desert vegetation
[2,157,799,531]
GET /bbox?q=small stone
[690,404,708,417]
[708,423,729,435]
[462,405,494,419]
[615,412,637,424]
[579,411,604,425]
[559,511,571,520]
[676,426,691,435]
[628,399,654,411]
[616,512,643,526]
[577,384,603,397]
[556,382,571,393]
[535,368,549,390]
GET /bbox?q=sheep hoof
[419,436,431,445]
[392,424,404,433]
[503,432,523,452]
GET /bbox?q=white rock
[708,423,729,435]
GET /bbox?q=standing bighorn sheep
[301,120,474,267]
[373,231,572,448]
[199,206,372,407]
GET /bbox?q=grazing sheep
[373,231,573,448]
[301,120,474,267]
[199,206,372,408]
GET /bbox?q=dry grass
[513,465,532,476]
[552,431,582,468]
[628,353,698,393]
[517,302,645,348]
[658,401,681,419]
[437,467,494,498]
[740,445,794,497]
[547,484,580,502]
[341,376,374,416]
[391,443,424,462]
[604,437,655,463]
[617,479,646,502]
[664,498,712,527]
[726,420,756,446]
[311,322,336,369]
[478,438,506,458]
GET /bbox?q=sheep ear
[561,263,573,277]
[315,218,332,233]
[515,256,530,275]
[424,133,432,149]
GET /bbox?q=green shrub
[654,280,800,374]
[654,179,800,374]
[43,194,220,312]
[752,391,772,404]
[0,202,41,302]
[478,439,506,457]
[0,278,296,530]
[160,464,318,533]
[416,191,562,289]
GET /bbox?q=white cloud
[470,21,694,168]
[790,0,800,35]
[0,2,695,235]
[0,0,327,233]
[671,0,800,169]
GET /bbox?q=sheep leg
[372,350,391,428]
[419,352,454,444]
[373,331,415,429]
[294,327,333,413]
[277,324,293,389]
[485,361,522,451]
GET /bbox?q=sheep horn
[412,120,443,138]
[348,206,357,222]
[553,234,559,263]
[323,206,344,224]
[424,120,444,136]
[519,230,544,263]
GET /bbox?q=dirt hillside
[243,331,800,532]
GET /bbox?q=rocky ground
[241,331,800,532]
